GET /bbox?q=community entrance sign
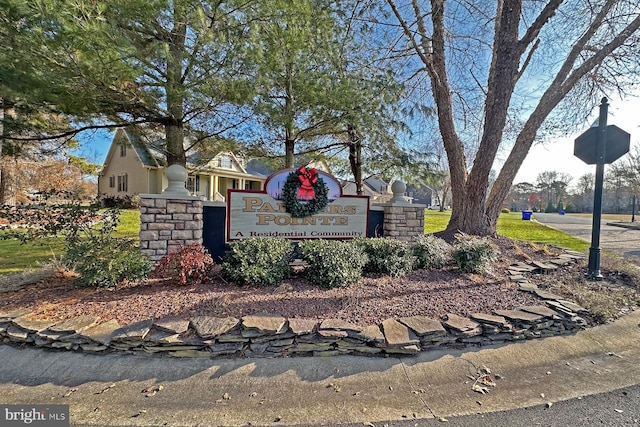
[227,167,369,241]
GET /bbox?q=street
[533,213,640,263]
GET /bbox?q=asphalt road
[533,212,640,263]
[313,384,640,427]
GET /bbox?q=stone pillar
[139,165,203,261]
[381,180,426,243]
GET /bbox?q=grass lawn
[425,210,590,252]
[1,209,588,274]
[0,209,140,274]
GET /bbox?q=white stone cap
[162,164,190,196]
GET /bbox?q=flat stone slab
[557,300,589,314]
[398,316,446,337]
[12,316,57,333]
[470,313,508,327]
[78,319,122,345]
[442,314,482,336]
[153,316,190,334]
[318,329,349,339]
[535,290,565,301]
[520,305,561,318]
[320,319,362,333]
[494,309,544,323]
[531,261,558,270]
[288,318,318,335]
[0,309,32,321]
[545,300,577,315]
[242,313,288,335]
[191,316,240,339]
[49,316,99,333]
[112,319,154,341]
[381,318,420,347]
[351,324,385,343]
[519,283,539,292]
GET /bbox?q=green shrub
[413,234,451,270]
[63,210,151,287]
[222,238,294,286]
[299,240,367,288]
[152,243,214,285]
[451,233,498,274]
[353,237,416,277]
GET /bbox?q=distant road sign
[574,125,630,164]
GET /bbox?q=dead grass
[538,253,640,323]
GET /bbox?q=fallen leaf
[63,388,78,397]
[95,384,116,394]
[614,409,623,413]
[131,410,147,418]
[249,392,258,397]
[273,417,281,422]
[363,422,375,427]
[546,402,553,408]
[606,352,623,358]
[145,391,157,397]
[93,405,103,412]
[477,374,496,387]
[437,416,448,422]
[223,392,230,400]
[472,384,489,394]
[540,393,545,398]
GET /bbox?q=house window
[120,143,127,157]
[218,156,232,168]
[117,174,128,192]
[187,175,200,193]
[109,176,115,188]
[232,179,239,189]
[245,181,252,190]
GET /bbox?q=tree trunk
[283,59,296,168]
[445,0,523,236]
[347,125,364,195]
[164,1,187,167]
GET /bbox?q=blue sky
[76,94,639,191]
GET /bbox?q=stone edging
[0,251,589,358]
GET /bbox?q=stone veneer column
[139,195,203,261]
[381,180,426,243]
[139,165,203,261]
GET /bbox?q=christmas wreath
[282,166,329,218]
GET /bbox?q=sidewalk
[1,309,639,426]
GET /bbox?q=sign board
[227,168,369,241]
[574,125,630,165]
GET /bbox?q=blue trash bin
[521,211,533,220]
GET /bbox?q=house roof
[118,128,260,176]
[122,128,165,168]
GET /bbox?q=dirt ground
[1,237,638,327]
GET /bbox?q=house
[342,176,393,203]
[97,128,267,201]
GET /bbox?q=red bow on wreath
[296,166,318,200]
